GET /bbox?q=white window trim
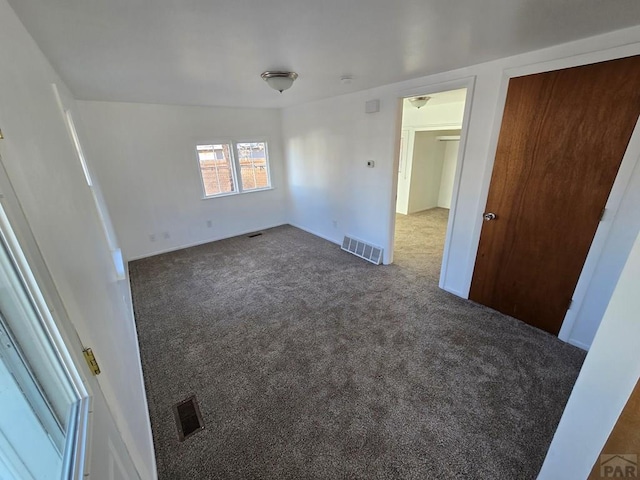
[195,138,273,199]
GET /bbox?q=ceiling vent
[341,235,383,265]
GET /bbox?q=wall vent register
[341,235,383,265]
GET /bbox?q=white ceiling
[8,0,640,109]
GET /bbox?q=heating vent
[341,236,383,265]
[173,395,204,441]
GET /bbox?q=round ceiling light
[408,96,431,109]
[261,71,299,93]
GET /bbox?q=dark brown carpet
[129,209,585,479]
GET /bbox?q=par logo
[600,454,638,478]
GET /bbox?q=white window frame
[196,139,272,199]
[0,202,90,479]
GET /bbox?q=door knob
[483,212,497,221]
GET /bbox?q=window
[0,203,87,479]
[237,142,269,191]
[196,144,236,196]
[196,141,271,198]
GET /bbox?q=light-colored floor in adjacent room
[393,207,450,282]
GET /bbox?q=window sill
[201,186,274,200]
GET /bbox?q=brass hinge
[599,207,606,222]
[82,348,101,376]
[0,129,4,139]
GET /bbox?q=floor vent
[341,235,383,265]
[247,232,263,238]
[173,395,204,441]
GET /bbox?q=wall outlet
[149,234,156,242]
[163,232,170,239]
[206,220,212,228]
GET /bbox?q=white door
[0,158,140,479]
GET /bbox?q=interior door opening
[392,88,467,281]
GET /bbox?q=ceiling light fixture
[261,71,298,93]
[409,96,431,109]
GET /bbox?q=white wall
[538,229,640,479]
[0,0,154,478]
[406,130,460,213]
[76,101,288,260]
[438,140,460,209]
[282,25,640,349]
[285,89,395,249]
[408,131,445,212]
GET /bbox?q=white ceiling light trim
[261,71,299,93]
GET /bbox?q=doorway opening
[393,88,467,281]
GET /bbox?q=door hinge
[0,129,4,139]
[599,207,606,222]
[82,348,101,376]
[568,299,574,310]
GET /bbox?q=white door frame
[388,76,476,293]
[467,47,640,347]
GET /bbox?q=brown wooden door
[469,56,640,335]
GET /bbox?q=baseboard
[288,222,342,246]
[116,265,159,480]
[440,284,468,299]
[127,222,288,262]
[567,338,590,351]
